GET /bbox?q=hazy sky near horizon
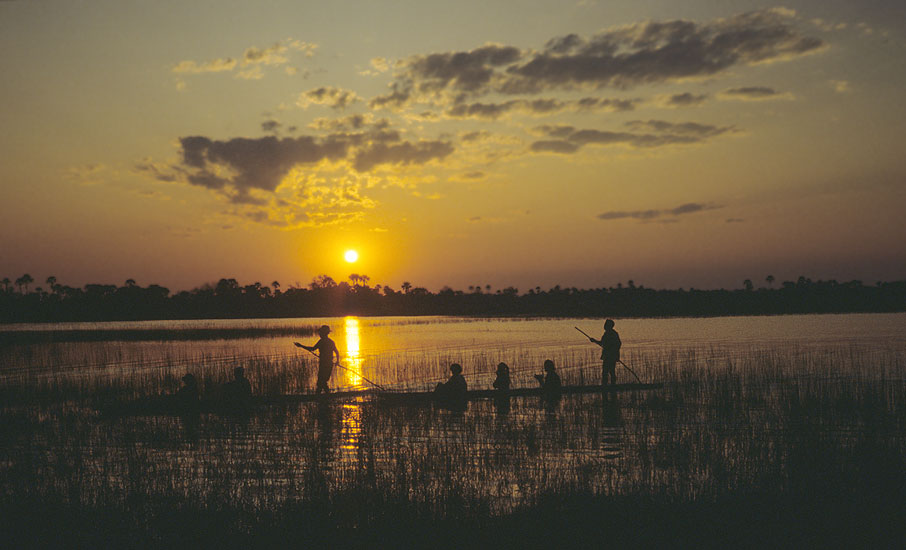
[2,0,905,293]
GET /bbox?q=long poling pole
[574,326,643,383]
[295,343,387,391]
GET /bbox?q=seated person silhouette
[174,373,200,413]
[534,359,562,402]
[222,366,253,411]
[493,362,511,391]
[435,363,468,407]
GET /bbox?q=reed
[1,342,905,547]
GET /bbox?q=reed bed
[1,341,905,547]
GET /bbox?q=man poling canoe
[575,323,642,384]
[294,325,387,392]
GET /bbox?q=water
[2,313,904,387]
[1,313,904,517]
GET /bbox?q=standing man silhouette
[295,325,340,394]
[590,319,621,386]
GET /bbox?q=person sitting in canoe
[493,362,511,391]
[493,362,512,415]
[295,325,340,394]
[534,359,562,401]
[223,366,253,408]
[435,363,468,404]
[174,373,200,413]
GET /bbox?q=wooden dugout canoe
[281,382,664,404]
[98,383,664,416]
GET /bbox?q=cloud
[374,9,824,106]
[444,96,638,120]
[811,18,847,32]
[261,119,282,133]
[660,92,709,108]
[172,39,316,79]
[297,86,360,110]
[217,170,378,229]
[404,43,523,93]
[531,119,734,153]
[236,66,264,80]
[172,58,237,74]
[597,202,721,221]
[369,84,412,110]
[829,79,850,93]
[65,163,110,186]
[352,140,454,172]
[623,119,732,137]
[530,140,581,154]
[308,113,379,132]
[140,119,455,209]
[718,86,793,101]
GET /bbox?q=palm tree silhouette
[271,281,280,295]
[46,276,57,293]
[15,274,33,294]
[2,277,10,293]
[766,275,775,288]
[401,281,412,294]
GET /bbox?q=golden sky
[1,1,905,292]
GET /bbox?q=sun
[344,249,359,263]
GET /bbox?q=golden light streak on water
[341,318,365,454]
[340,399,364,453]
[343,316,362,387]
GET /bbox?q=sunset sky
[2,1,905,293]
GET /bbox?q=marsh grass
[1,340,905,547]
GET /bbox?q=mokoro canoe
[98,383,664,416]
[282,382,664,404]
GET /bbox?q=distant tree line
[1,273,904,323]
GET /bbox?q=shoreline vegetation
[2,274,905,323]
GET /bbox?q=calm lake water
[2,313,904,389]
[1,313,905,518]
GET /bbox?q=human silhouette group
[171,319,624,413]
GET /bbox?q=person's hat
[318,325,331,335]
[604,319,615,328]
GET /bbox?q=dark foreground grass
[1,345,905,548]
[4,459,905,550]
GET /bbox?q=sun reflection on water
[343,317,363,388]
[341,317,364,455]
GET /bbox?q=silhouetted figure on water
[174,373,200,413]
[493,362,511,391]
[589,319,621,386]
[221,366,253,411]
[295,325,340,394]
[534,359,562,405]
[435,363,467,409]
